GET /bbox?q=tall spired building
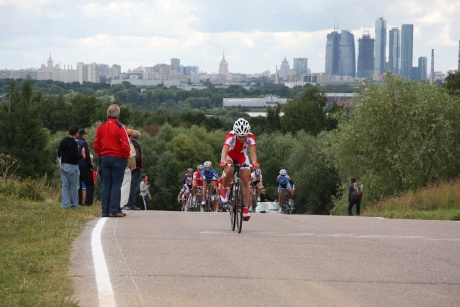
[389,27,400,75]
[400,24,414,79]
[374,17,387,74]
[219,51,229,74]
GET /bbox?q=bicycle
[250,185,263,213]
[279,188,291,214]
[203,179,217,212]
[226,163,249,233]
[192,186,202,212]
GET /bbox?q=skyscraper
[418,57,427,81]
[401,24,414,79]
[339,30,356,77]
[374,17,387,74]
[293,58,308,75]
[357,32,375,78]
[325,30,341,76]
[388,27,400,75]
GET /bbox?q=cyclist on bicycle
[201,161,219,207]
[192,164,203,203]
[220,118,260,221]
[182,168,194,208]
[177,184,189,211]
[250,168,263,202]
[277,169,293,212]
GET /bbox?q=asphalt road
[70,211,460,307]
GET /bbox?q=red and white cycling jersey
[193,170,203,186]
[223,131,256,163]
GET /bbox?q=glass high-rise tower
[325,30,341,76]
[401,24,414,79]
[339,30,356,77]
[389,27,400,75]
[293,58,308,75]
[357,33,375,78]
[374,17,387,74]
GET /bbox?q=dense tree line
[1,73,459,215]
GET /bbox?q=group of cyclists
[177,118,295,219]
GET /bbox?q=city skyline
[0,0,458,75]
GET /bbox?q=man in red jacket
[94,104,131,217]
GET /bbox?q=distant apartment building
[171,58,180,73]
[77,62,100,83]
[357,32,374,78]
[223,95,287,109]
[389,27,400,74]
[0,68,37,79]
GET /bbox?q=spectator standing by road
[140,174,152,210]
[120,128,137,211]
[58,125,81,209]
[76,128,94,206]
[93,104,130,217]
[348,177,363,216]
[126,130,143,210]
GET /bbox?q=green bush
[16,177,46,202]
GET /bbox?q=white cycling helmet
[203,161,212,168]
[279,169,287,176]
[233,118,251,136]
[197,164,203,170]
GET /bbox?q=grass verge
[0,195,100,306]
[363,179,460,220]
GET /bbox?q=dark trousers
[348,196,361,216]
[101,156,127,215]
[127,169,142,209]
[79,167,94,205]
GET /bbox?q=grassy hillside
[363,179,460,220]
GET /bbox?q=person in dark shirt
[58,125,81,209]
[76,128,94,206]
[259,188,274,202]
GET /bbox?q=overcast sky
[0,0,458,75]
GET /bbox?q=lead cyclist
[219,118,260,221]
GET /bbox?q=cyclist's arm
[249,145,257,166]
[221,144,230,163]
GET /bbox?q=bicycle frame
[226,163,249,233]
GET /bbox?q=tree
[326,74,460,205]
[0,78,53,178]
[282,86,328,135]
[443,71,460,96]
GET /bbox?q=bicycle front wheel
[234,179,243,233]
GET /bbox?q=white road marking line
[92,218,116,307]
